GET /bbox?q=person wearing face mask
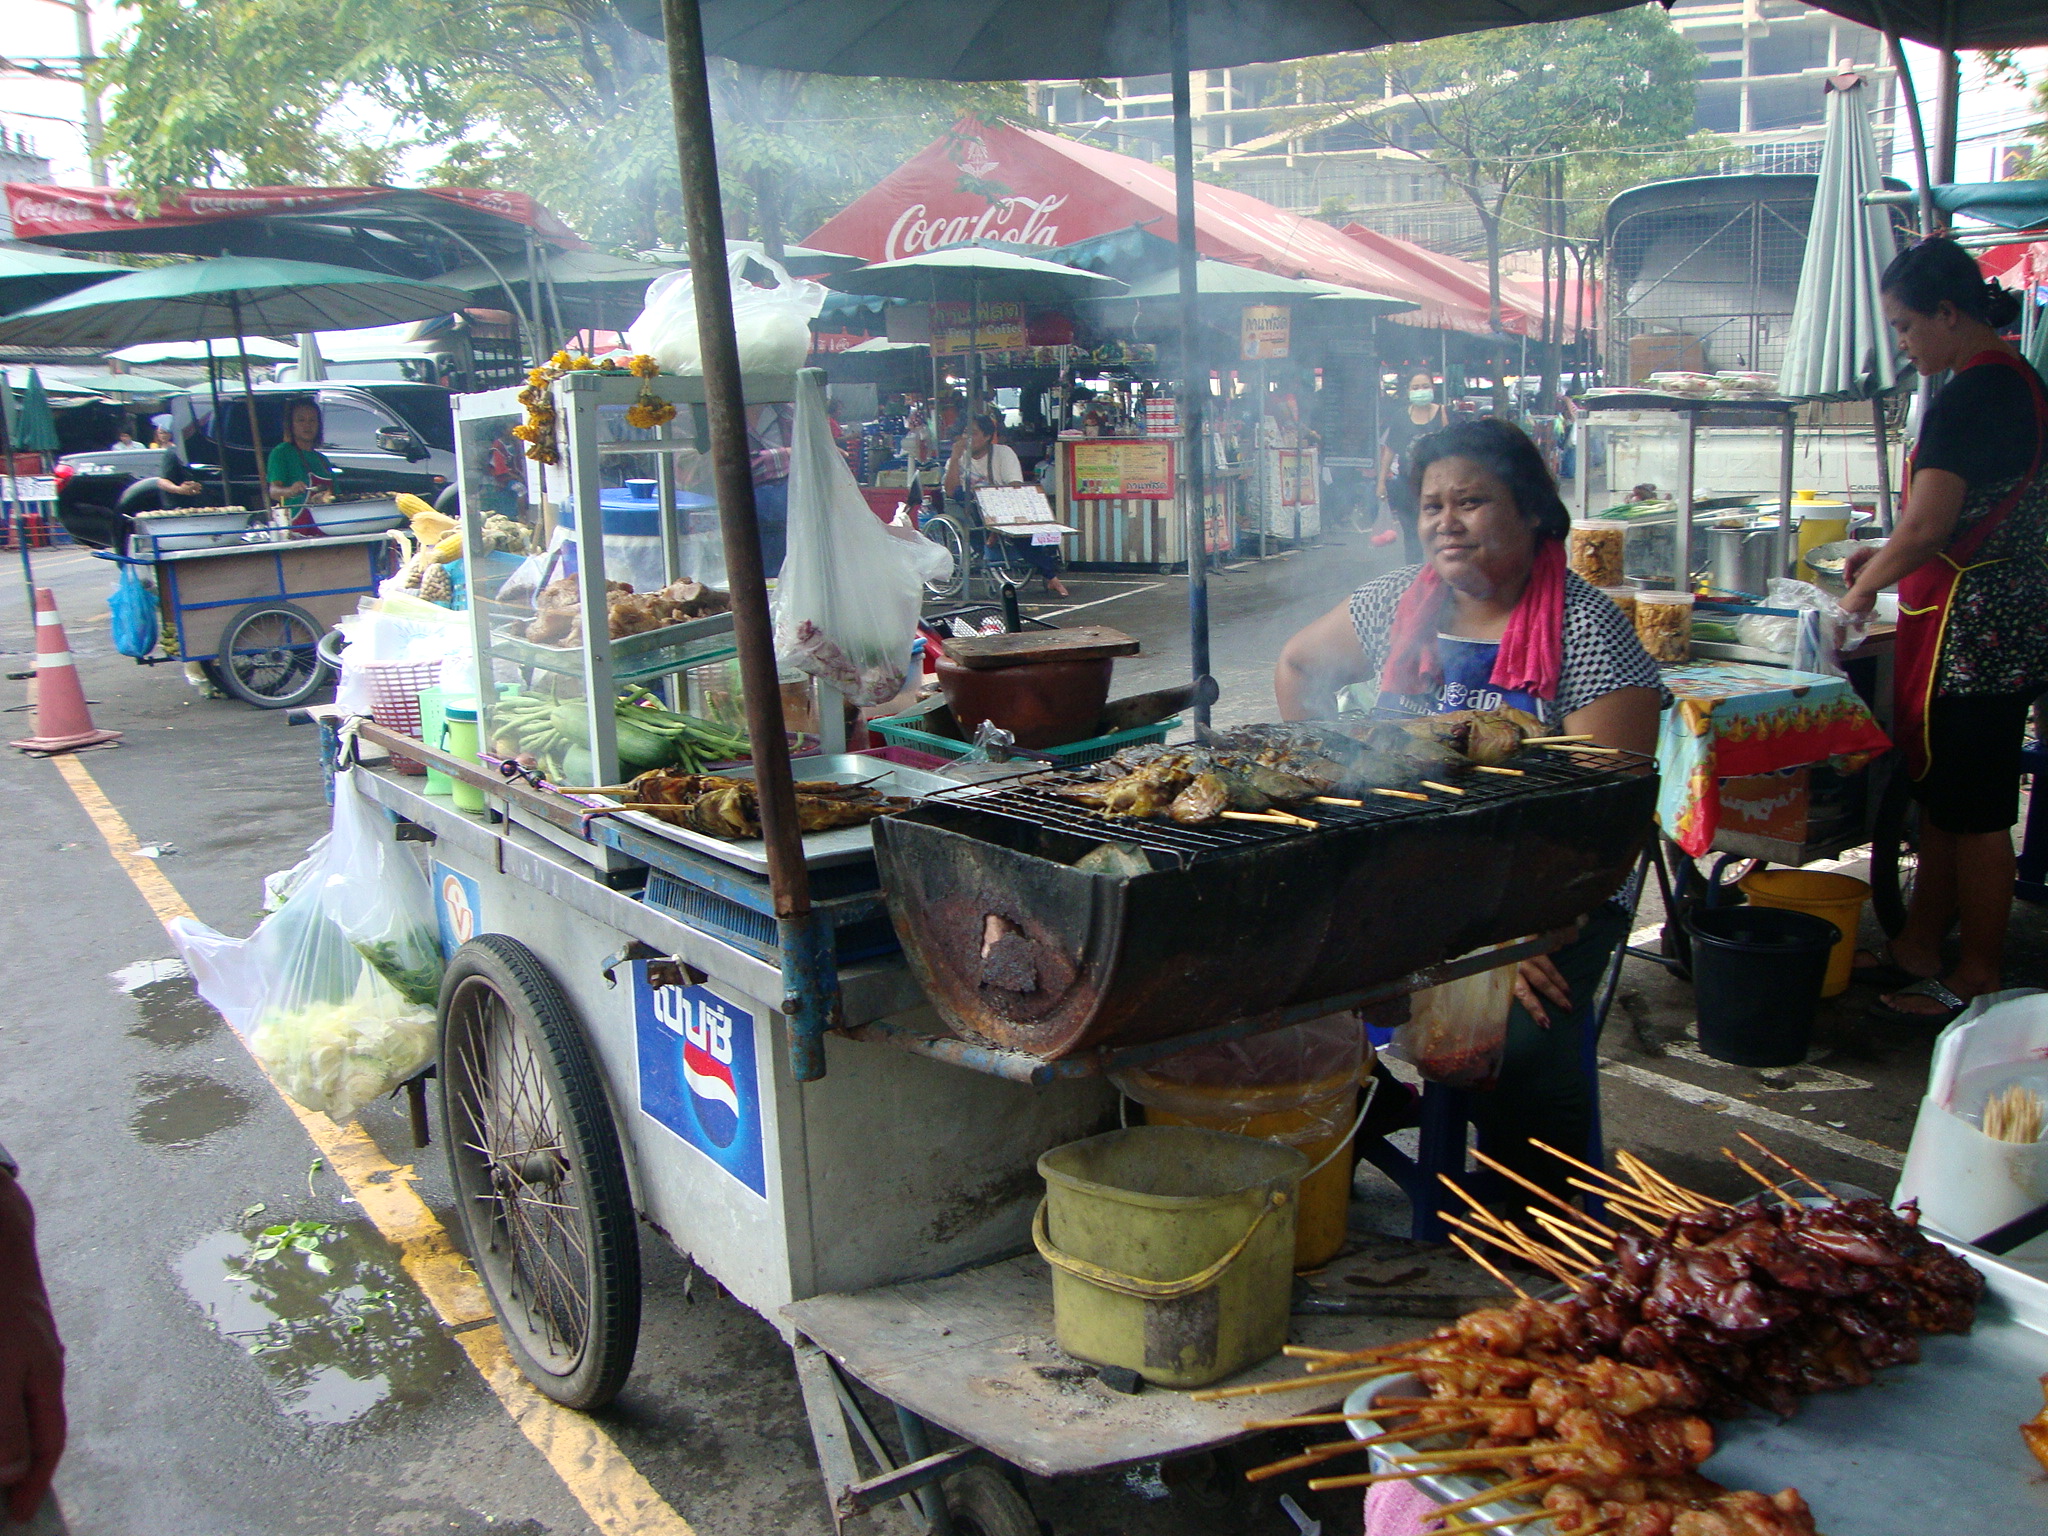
[1839,239,2048,1023]
[1377,372,1444,561]
[1275,418,1661,1216]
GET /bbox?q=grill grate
[934,746,1648,864]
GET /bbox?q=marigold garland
[515,351,672,463]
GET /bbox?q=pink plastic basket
[363,659,443,774]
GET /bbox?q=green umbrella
[33,368,180,401]
[13,369,59,453]
[0,255,470,349]
[0,245,121,316]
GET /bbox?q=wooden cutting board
[939,625,1140,671]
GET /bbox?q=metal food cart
[97,505,400,707]
[319,359,1661,1533]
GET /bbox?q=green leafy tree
[96,0,1021,253]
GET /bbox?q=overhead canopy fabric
[2,185,586,279]
[808,118,1507,333]
[653,0,1659,78]
[1338,222,1544,336]
[1931,182,2048,233]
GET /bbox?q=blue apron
[1374,634,1543,721]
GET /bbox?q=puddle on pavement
[112,959,222,1050]
[130,1072,253,1148]
[176,1222,465,1425]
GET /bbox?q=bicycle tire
[214,600,331,708]
[438,934,641,1409]
[1869,764,1919,939]
[922,515,969,599]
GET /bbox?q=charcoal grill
[873,744,1658,1058]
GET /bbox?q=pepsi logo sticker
[634,966,764,1198]
[431,861,481,958]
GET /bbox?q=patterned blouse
[1348,562,1663,728]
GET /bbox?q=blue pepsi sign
[633,966,764,1198]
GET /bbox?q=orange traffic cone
[11,587,120,754]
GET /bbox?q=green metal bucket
[1034,1125,1306,1389]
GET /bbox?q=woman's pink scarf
[1380,539,1567,702]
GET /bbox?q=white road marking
[1599,1059,1905,1171]
[1039,581,1167,617]
[1656,1040,1872,1093]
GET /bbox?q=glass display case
[453,371,797,821]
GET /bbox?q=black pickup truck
[57,380,460,548]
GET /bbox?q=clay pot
[935,655,1112,750]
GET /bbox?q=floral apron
[1895,350,2048,779]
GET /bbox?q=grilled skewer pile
[1200,1138,1983,1535]
[580,768,915,840]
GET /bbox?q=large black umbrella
[640,0,1656,1079]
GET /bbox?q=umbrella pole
[1881,27,1936,236]
[1170,0,1212,724]
[0,370,30,617]
[1872,395,1895,532]
[660,0,831,1081]
[229,298,273,520]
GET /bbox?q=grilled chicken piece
[1168,772,1230,824]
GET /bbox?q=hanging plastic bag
[169,773,438,1121]
[109,564,158,658]
[1734,578,1867,678]
[887,509,955,588]
[1895,989,2048,1242]
[322,776,446,1007]
[773,371,926,706]
[625,247,826,377]
[1389,954,1521,1089]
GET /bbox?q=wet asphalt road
[1,536,2037,1536]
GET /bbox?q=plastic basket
[363,659,443,775]
[867,713,1177,767]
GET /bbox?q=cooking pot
[936,654,1113,749]
[1707,521,1779,598]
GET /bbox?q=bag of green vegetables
[170,770,441,1121]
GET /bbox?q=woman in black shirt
[1842,239,2048,1020]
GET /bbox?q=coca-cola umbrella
[0,256,468,513]
[822,245,1123,411]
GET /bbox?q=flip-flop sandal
[1866,976,1968,1025]
[1851,946,1932,989]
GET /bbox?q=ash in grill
[876,738,1658,1061]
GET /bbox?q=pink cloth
[1364,1478,1450,1535]
[1380,539,1567,704]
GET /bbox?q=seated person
[943,413,1068,599]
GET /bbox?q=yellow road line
[50,753,695,1536]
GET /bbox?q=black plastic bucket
[1684,905,1838,1067]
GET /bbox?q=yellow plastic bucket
[1143,1069,1360,1269]
[1035,1126,1306,1389]
[1738,868,1870,997]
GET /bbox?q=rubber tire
[1869,763,1919,939]
[437,934,641,1410]
[942,1466,1038,1536]
[986,535,1035,590]
[922,515,968,599]
[214,600,332,708]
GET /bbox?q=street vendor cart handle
[1030,1189,1288,1301]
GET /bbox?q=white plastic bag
[773,371,926,706]
[1896,989,2048,1241]
[625,248,826,377]
[170,772,439,1121]
[1391,957,1520,1088]
[1734,578,1867,678]
[885,513,955,587]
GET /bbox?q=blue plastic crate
[867,713,1177,767]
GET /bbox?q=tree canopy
[95,0,1023,252]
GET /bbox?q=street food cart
[330,359,1662,1532]
[98,502,402,707]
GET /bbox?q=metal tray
[585,752,967,874]
[1342,1245,2048,1535]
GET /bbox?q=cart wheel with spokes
[438,934,641,1410]
[922,514,969,599]
[214,600,332,708]
[942,1465,1039,1536]
[1869,762,1920,938]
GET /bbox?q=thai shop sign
[931,301,1026,355]
[1069,439,1175,500]
[1241,303,1290,360]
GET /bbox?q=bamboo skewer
[1394,1441,1589,1468]
[1241,1402,1517,1431]
[1421,780,1468,795]
[1519,735,1594,744]
[1302,1335,1444,1372]
[1306,1464,1456,1492]
[1243,1419,1484,1483]
[1737,1132,1835,1197]
[1616,1150,1727,1211]
[1537,742,1622,754]
[1372,786,1432,802]
[1189,1361,1449,1401]
[549,783,633,795]
[1283,1345,1354,1360]
[1425,1475,1566,1517]
[1723,1149,1800,1206]
[1467,1147,1620,1239]
[1438,1211,1582,1288]
[1449,1232,1533,1302]
[1533,1141,1683,1212]
[1530,1212,1610,1270]
[1220,809,1319,829]
[1471,764,1526,776]
[1438,1179,1588,1277]
[1311,795,1363,807]
[1304,1419,1487,1458]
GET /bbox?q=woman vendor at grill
[1839,238,2048,1023]
[1275,418,1661,1209]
